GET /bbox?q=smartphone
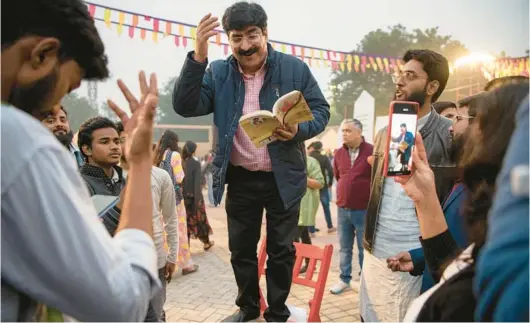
[383,101,419,177]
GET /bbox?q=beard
[450,131,467,164]
[55,131,74,149]
[394,86,428,108]
[9,69,58,119]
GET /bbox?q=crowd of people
[1,0,529,322]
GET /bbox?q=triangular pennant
[215,33,221,46]
[291,45,296,56]
[182,37,188,47]
[103,9,111,28]
[140,29,146,40]
[88,4,96,18]
[190,27,197,39]
[165,21,172,36]
[223,44,229,56]
[128,26,134,38]
[153,19,160,33]
[174,35,180,47]
[178,24,185,37]
[132,15,139,27]
[152,31,158,43]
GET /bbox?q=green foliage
[61,92,100,132]
[330,25,470,118]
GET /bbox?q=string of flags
[85,2,528,79]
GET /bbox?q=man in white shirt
[118,123,179,321]
[1,0,160,320]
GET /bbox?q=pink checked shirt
[230,63,272,172]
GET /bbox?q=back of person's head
[153,130,180,166]
[77,116,118,161]
[308,141,323,151]
[433,101,457,114]
[182,141,198,161]
[2,0,109,117]
[459,83,529,256]
[115,122,124,134]
[403,49,450,102]
[484,76,529,92]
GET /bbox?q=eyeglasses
[391,71,428,84]
[453,115,475,123]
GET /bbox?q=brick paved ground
[165,190,361,322]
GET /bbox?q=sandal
[182,264,199,275]
[204,241,215,251]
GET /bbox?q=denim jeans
[308,188,333,233]
[207,173,215,205]
[337,207,366,284]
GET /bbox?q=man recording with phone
[359,49,454,322]
[391,123,415,172]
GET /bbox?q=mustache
[238,47,259,56]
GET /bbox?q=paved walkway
[164,191,362,322]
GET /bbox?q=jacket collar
[420,106,442,138]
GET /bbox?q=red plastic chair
[257,237,334,322]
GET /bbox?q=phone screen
[385,102,418,176]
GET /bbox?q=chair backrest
[257,238,334,322]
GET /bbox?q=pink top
[230,63,272,172]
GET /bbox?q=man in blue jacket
[172,2,330,322]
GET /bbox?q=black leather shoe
[221,310,260,322]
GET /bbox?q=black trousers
[294,226,311,266]
[225,164,300,322]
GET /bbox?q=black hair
[2,0,109,80]
[77,116,118,161]
[403,49,449,102]
[153,130,180,166]
[400,123,407,128]
[433,101,456,114]
[484,75,529,91]
[115,121,124,133]
[222,1,268,33]
[308,141,323,150]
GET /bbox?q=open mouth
[395,90,406,100]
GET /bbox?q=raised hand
[194,13,220,63]
[107,71,158,165]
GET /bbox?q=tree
[157,77,213,125]
[61,92,99,131]
[330,25,470,118]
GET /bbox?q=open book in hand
[239,90,314,148]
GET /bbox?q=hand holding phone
[394,133,437,205]
[383,101,419,176]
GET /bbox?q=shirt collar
[417,111,431,131]
[238,59,267,79]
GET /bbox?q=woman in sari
[154,130,198,275]
[181,141,214,250]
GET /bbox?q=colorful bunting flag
[85,2,528,78]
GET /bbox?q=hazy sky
[81,0,529,113]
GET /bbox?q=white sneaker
[329,280,351,294]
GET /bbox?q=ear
[81,145,92,157]
[427,80,440,97]
[262,27,268,41]
[17,38,60,86]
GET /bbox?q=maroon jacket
[333,140,373,210]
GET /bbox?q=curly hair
[2,0,109,80]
